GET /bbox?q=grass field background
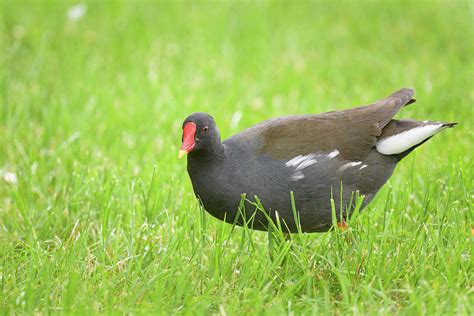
[1,1,473,314]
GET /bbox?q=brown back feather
[257,88,415,161]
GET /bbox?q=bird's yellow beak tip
[178,150,188,159]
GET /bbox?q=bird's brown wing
[257,88,415,161]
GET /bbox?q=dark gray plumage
[180,88,455,233]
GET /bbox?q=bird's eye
[202,126,209,134]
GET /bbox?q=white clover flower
[67,4,87,21]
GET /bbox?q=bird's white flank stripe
[291,172,305,181]
[286,154,317,169]
[285,155,305,167]
[296,157,318,170]
[376,124,444,155]
[286,154,318,181]
[359,164,367,170]
[328,149,340,159]
[338,161,362,172]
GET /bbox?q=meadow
[1,1,473,314]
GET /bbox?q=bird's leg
[337,219,348,230]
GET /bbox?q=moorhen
[179,88,455,233]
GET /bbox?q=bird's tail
[375,119,457,160]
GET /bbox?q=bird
[178,88,456,233]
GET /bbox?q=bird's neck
[188,143,226,164]
[186,143,225,204]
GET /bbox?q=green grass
[1,0,473,314]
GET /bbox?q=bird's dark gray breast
[187,150,294,230]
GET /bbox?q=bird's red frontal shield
[179,122,196,158]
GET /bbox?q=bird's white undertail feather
[376,124,445,155]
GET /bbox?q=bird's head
[179,112,221,159]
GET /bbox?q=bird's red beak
[179,122,196,159]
